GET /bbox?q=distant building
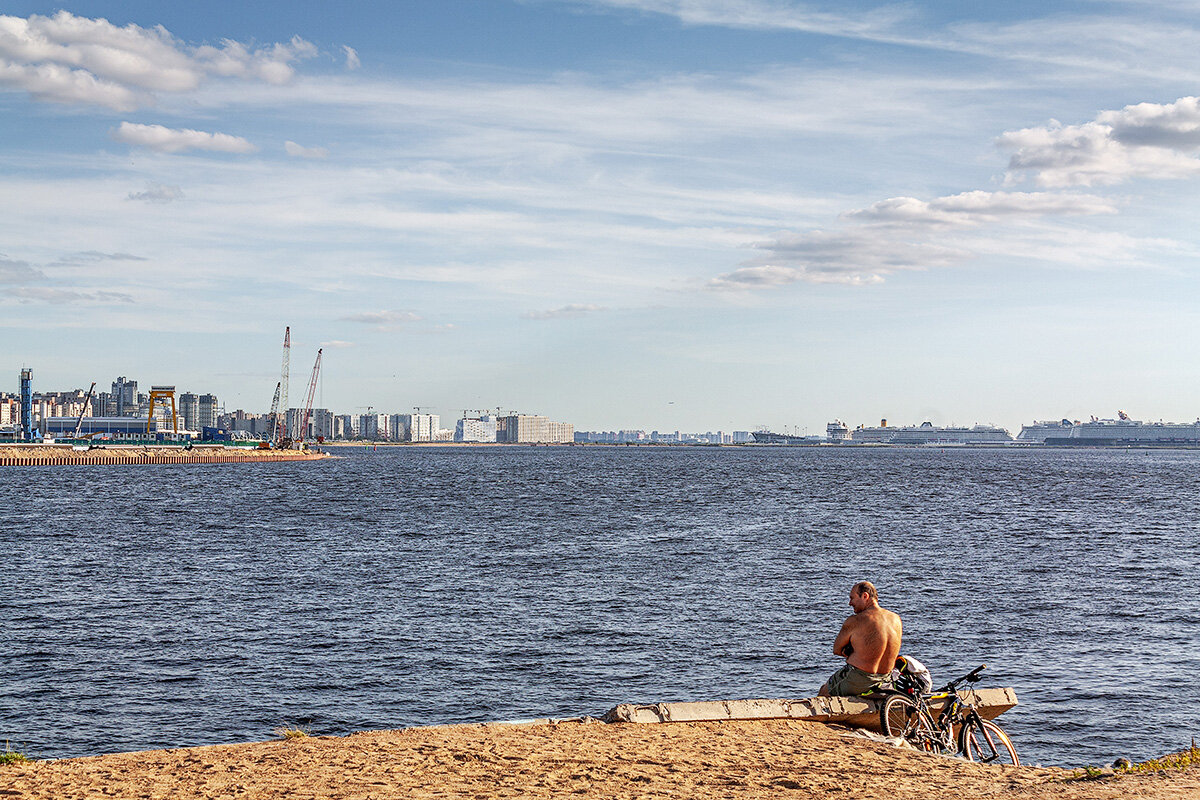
[455,415,497,442]
[45,416,160,436]
[309,409,335,441]
[358,413,388,440]
[496,414,573,443]
[392,413,439,442]
[197,394,219,430]
[179,393,199,430]
[112,376,137,416]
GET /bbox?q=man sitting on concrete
[818,581,903,697]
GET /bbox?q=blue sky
[5,1,1200,433]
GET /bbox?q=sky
[5,1,1200,433]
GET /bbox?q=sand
[3,718,1198,799]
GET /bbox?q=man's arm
[832,616,856,658]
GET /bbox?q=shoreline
[0,443,330,466]
[3,718,1196,799]
[328,440,1200,450]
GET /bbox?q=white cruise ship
[1016,419,1073,443]
[840,420,1012,445]
[1041,412,1200,445]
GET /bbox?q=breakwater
[0,444,329,466]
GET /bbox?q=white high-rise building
[455,416,497,442]
[393,413,439,441]
[497,414,574,443]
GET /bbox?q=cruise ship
[750,430,823,444]
[1016,419,1074,443]
[1040,412,1200,446]
[839,420,1012,445]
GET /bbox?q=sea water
[2,445,1197,766]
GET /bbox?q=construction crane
[266,381,282,445]
[72,382,97,439]
[298,349,323,447]
[274,327,291,443]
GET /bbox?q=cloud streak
[339,309,423,330]
[521,303,607,319]
[711,190,1119,289]
[0,256,45,284]
[284,140,329,159]
[110,122,256,153]
[127,183,184,203]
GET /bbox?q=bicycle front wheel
[959,718,1020,766]
[879,694,938,751]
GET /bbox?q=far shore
[3,718,1197,800]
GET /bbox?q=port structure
[146,386,178,434]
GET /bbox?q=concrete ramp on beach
[602,688,1018,733]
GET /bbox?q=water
[2,446,1198,767]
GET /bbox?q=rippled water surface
[3,446,1198,766]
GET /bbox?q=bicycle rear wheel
[879,694,937,751]
[959,718,1020,766]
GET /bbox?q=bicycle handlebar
[934,664,987,693]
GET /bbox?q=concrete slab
[602,688,1018,733]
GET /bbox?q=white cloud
[842,190,1117,227]
[127,182,184,203]
[6,286,135,303]
[110,122,256,154]
[343,45,360,70]
[320,339,355,348]
[52,251,148,265]
[521,303,607,319]
[712,189,1123,289]
[713,230,970,289]
[284,140,329,159]
[0,256,45,283]
[0,11,316,110]
[1000,97,1200,187]
[339,309,423,329]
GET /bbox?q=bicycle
[877,663,1020,766]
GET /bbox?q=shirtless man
[818,581,903,697]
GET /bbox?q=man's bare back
[819,581,903,696]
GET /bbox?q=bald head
[852,581,878,601]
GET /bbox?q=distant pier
[0,444,329,467]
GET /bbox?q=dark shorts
[823,663,891,696]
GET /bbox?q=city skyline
[6,3,1200,434]
[9,366,1194,444]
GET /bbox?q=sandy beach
[4,718,1197,799]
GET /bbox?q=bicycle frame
[886,664,1005,760]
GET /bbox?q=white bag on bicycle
[893,654,933,693]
